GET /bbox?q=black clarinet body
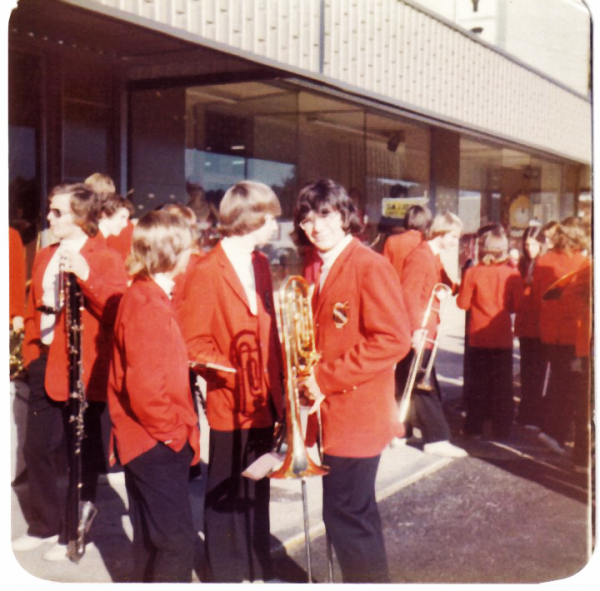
[64,271,96,563]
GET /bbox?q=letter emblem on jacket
[332,301,350,329]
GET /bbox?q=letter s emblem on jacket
[332,302,349,329]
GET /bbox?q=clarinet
[63,270,97,563]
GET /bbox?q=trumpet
[397,283,453,423]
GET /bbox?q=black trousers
[572,358,592,467]
[22,354,105,540]
[395,350,451,443]
[204,427,273,583]
[464,347,514,438]
[124,442,196,583]
[517,337,545,427]
[322,454,389,583]
[542,344,577,446]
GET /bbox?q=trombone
[397,283,453,423]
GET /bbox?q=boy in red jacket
[13,184,128,560]
[457,229,523,439]
[108,211,200,582]
[178,181,284,583]
[296,179,411,583]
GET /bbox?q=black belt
[36,305,59,315]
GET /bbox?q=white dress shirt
[40,235,88,345]
[221,236,258,315]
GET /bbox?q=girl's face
[525,237,541,259]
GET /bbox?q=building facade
[8,0,592,277]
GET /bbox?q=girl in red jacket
[532,218,588,454]
[108,211,200,582]
[457,229,523,439]
[514,225,546,429]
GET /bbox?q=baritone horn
[273,275,329,584]
[271,275,328,479]
[397,283,453,424]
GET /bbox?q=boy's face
[300,209,347,253]
[47,192,83,241]
[253,214,279,247]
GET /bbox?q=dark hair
[99,193,134,218]
[48,183,99,237]
[390,184,409,198]
[404,205,432,234]
[553,216,588,254]
[294,179,363,247]
[518,225,545,280]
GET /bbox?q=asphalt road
[278,426,594,585]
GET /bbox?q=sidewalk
[10,303,467,583]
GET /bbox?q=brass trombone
[397,283,453,423]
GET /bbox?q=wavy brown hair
[48,183,99,237]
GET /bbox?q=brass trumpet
[397,283,453,423]
[9,329,25,380]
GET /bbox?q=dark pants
[23,354,105,540]
[464,348,514,438]
[204,427,273,583]
[124,442,196,583]
[572,358,592,467]
[322,454,389,583]
[395,350,451,443]
[517,337,545,427]
[542,344,577,446]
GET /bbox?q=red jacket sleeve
[401,249,435,332]
[9,228,26,321]
[122,306,189,448]
[456,267,475,311]
[79,249,128,322]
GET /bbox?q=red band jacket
[23,234,128,402]
[308,238,411,458]
[383,229,422,280]
[9,227,26,322]
[457,263,523,349]
[108,277,200,466]
[177,243,284,431]
[532,250,586,346]
[401,240,457,346]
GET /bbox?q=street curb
[272,456,454,557]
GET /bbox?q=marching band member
[514,225,546,429]
[295,179,410,583]
[13,184,128,560]
[107,211,200,582]
[457,229,523,439]
[533,217,587,454]
[399,212,467,457]
[383,204,432,279]
[97,193,132,243]
[9,226,26,333]
[178,181,284,583]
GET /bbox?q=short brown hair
[429,212,463,239]
[553,217,588,254]
[127,211,192,278]
[480,229,509,265]
[48,183,99,237]
[294,178,363,247]
[218,181,281,237]
[85,173,116,197]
